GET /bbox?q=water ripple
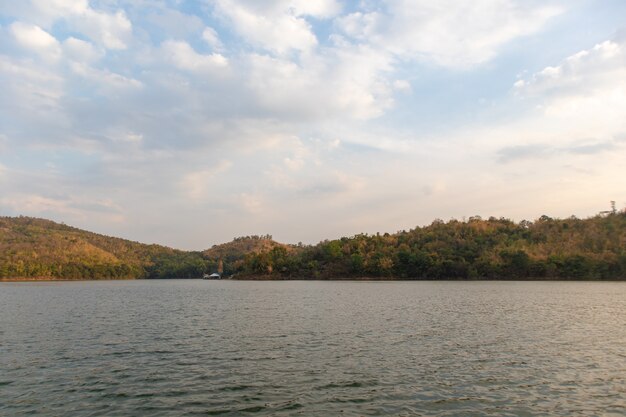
[1,280,625,416]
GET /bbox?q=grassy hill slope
[0,217,206,280]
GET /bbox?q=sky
[1,0,625,250]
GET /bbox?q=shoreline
[233,275,626,282]
[0,277,138,282]
[2,276,625,282]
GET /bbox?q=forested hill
[2,213,625,280]
[203,235,297,276]
[237,213,626,280]
[0,216,207,280]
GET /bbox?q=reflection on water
[1,280,625,416]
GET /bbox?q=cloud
[31,0,89,18]
[214,0,318,54]
[337,0,562,68]
[335,11,382,42]
[243,43,394,120]
[145,8,204,39]
[4,0,132,50]
[511,37,626,144]
[497,140,619,163]
[567,141,618,155]
[202,27,223,51]
[1,1,624,249]
[515,40,625,96]
[181,160,233,200]
[2,194,79,215]
[215,0,341,21]
[239,193,263,214]
[9,22,61,60]
[497,144,550,162]
[392,79,411,92]
[289,0,342,18]
[75,9,132,50]
[0,55,67,134]
[63,37,102,63]
[162,40,228,72]
[69,62,143,90]
[0,193,125,223]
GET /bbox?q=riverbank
[0,276,138,282]
[231,274,625,281]
[3,275,624,282]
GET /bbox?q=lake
[1,280,625,416]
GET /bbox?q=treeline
[0,216,207,279]
[236,213,626,280]
[202,235,286,276]
[2,213,625,280]
[232,235,273,242]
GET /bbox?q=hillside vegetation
[0,217,206,279]
[236,213,626,280]
[203,235,296,276]
[1,213,625,280]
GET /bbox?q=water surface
[1,280,625,416]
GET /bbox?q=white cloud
[162,40,228,72]
[330,45,394,119]
[75,9,132,50]
[202,27,223,51]
[31,0,89,18]
[181,160,233,200]
[214,0,318,54]
[2,0,624,249]
[0,53,57,80]
[244,53,318,116]
[63,37,102,62]
[516,40,625,97]
[0,55,66,127]
[9,22,61,60]
[215,0,341,20]
[393,79,411,92]
[512,38,626,144]
[452,37,626,154]
[146,8,204,39]
[290,0,342,18]
[70,62,143,90]
[11,0,132,50]
[338,0,562,68]
[335,11,381,41]
[244,42,394,120]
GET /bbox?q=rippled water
[1,280,625,416]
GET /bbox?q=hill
[203,235,300,276]
[236,213,626,280]
[0,216,207,280]
[2,213,625,281]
